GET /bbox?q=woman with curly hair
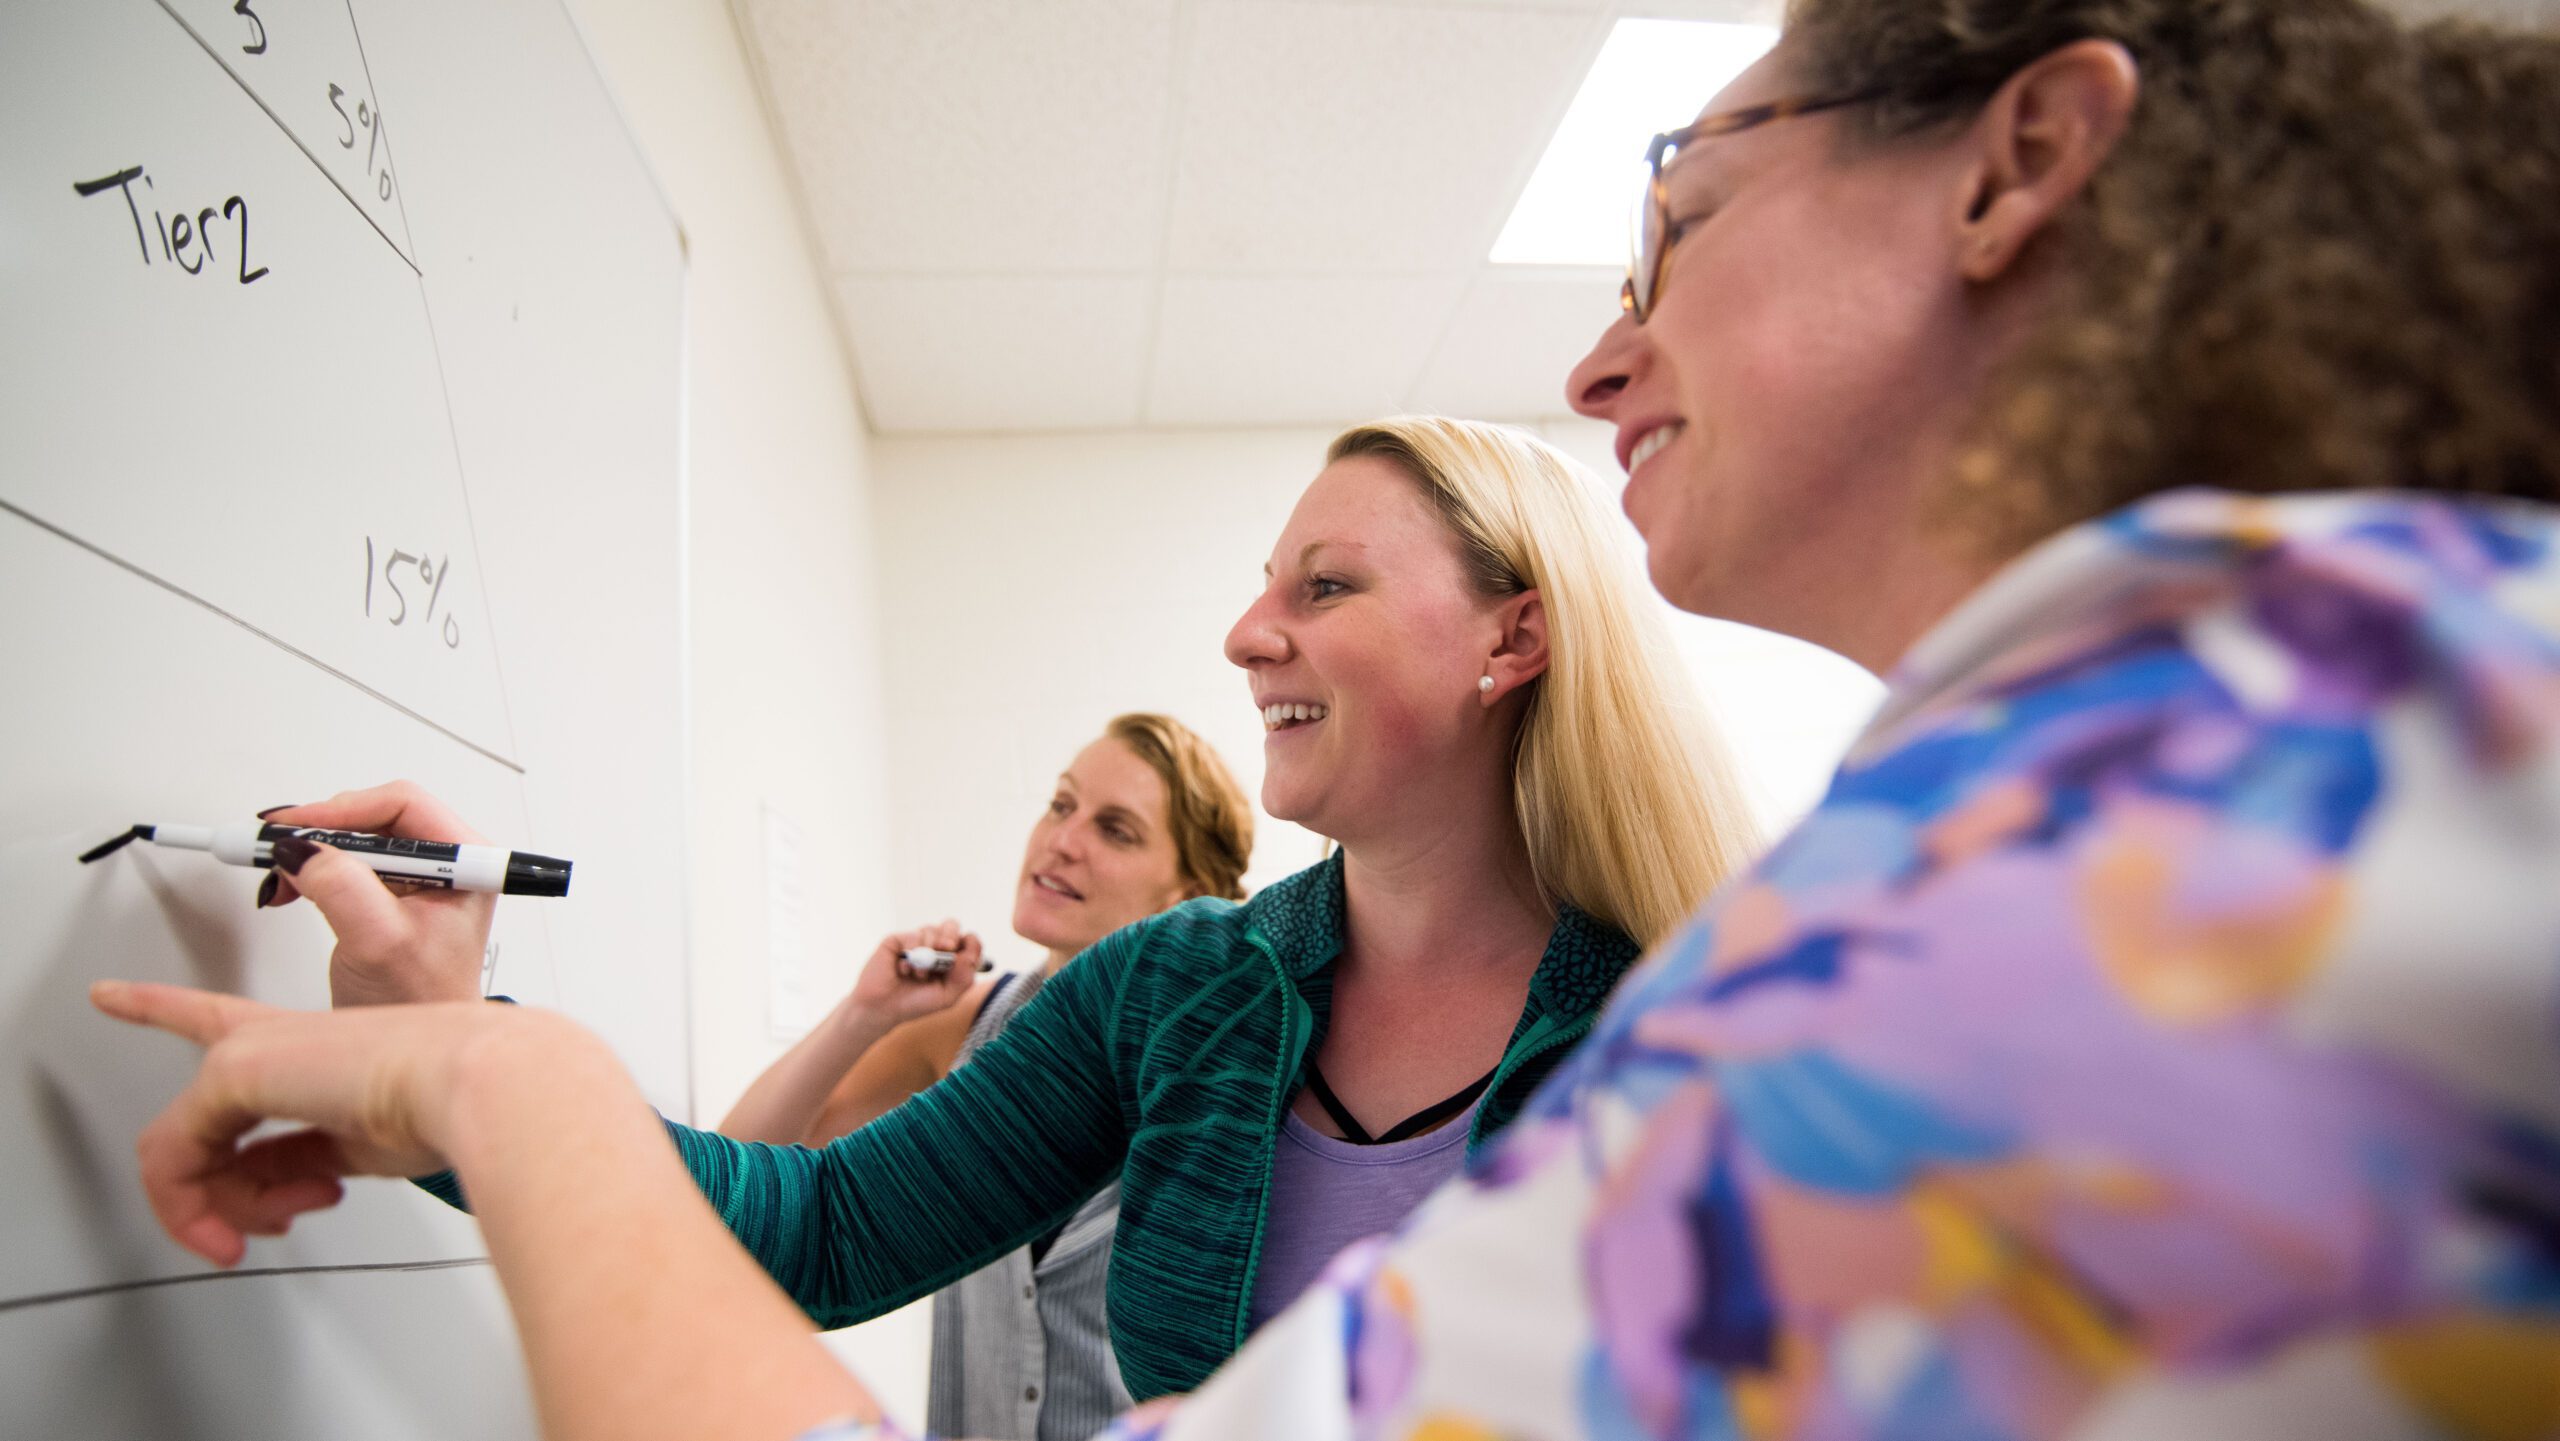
[717,712,1252,1441]
[97,1,2560,1437]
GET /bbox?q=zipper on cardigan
[1472,1013,1591,1153]
[1229,927,1296,1353]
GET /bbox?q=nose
[1046,820,1086,864]
[1565,310,1647,420]
[1224,585,1288,672]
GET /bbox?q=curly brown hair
[1781,0,2560,551]
[1103,712,1254,902]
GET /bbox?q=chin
[1012,910,1067,951]
[1644,539,1739,619]
[1258,775,1310,827]
[1644,551,1704,616]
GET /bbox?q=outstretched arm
[274,817,1134,1328]
[94,983,892,1441]
[672,936,1129,1328]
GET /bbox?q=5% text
[327,83,394,203]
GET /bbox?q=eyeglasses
[1622,90,1883,323]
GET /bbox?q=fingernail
[270,836,317,875]
[256,872,279,908]
[977,959,994,972]
[255,804,305,820]
[91,979,126,1004]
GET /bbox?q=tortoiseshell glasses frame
[1622,90,1884,322]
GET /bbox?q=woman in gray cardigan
[715,711,1252,1441]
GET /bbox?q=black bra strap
[1303,1060,1497,1146]
[1301,1063,1377,1144]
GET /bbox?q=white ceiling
[733,0,1782,434]
[732,0,2554,435]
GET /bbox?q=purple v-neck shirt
[1244,1097,1484,1331]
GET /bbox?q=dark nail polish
[270,836,318,875]
[255,804,306,820]
[255,872,279,908]
[977,959,994,972]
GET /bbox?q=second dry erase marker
[903,946,988,976]
[79,821,573,896]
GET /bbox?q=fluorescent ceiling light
[1491,20,1779,267]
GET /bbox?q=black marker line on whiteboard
[143,0,419,275]
[80,822,571,897]
[334,0,422,261]
[0,1257,490,1316]
[0,497,524,773]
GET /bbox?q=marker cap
[503,852,573,898]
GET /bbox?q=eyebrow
[1263,540,1345,579]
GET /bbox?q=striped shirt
[926,969,1130,1441]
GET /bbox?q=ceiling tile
[1165,1,1602,272]
[741,0,1178,272]
[1407,267,1618,419]
[837,274,1154,431]
[1146,273,1466,426]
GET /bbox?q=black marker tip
[77,825,154,864]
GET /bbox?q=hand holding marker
[900,946,962,976]
[80,820,571,896]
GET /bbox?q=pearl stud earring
[1478,675,1496,694]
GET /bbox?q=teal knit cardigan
[431,853,1639,1400]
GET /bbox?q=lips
[1028,872,1084,901]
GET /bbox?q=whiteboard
[1,0,687,1434]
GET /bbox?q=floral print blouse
[806,488,2560,1441]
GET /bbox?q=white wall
[550,0,925,1421]
[871,420,1882,958]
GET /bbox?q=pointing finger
[92,981,277,1049]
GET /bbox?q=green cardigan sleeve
[418,922,1141,1329]
[679,936,1134,1327]
[680,936,1131,1330]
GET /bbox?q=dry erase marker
[900,947,990,976]
[901,947,957,975]
[79,822,572,897]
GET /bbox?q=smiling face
[1566,47,1991,652]
[1011,736,1194,954]
[1223,456,1517,843]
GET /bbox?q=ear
[1955,39,2140,282]
[1480,589,1549,705]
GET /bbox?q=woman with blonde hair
[1221,416,1752,1330]
[1316,417,1752,953]
[134,414,1758,1406]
